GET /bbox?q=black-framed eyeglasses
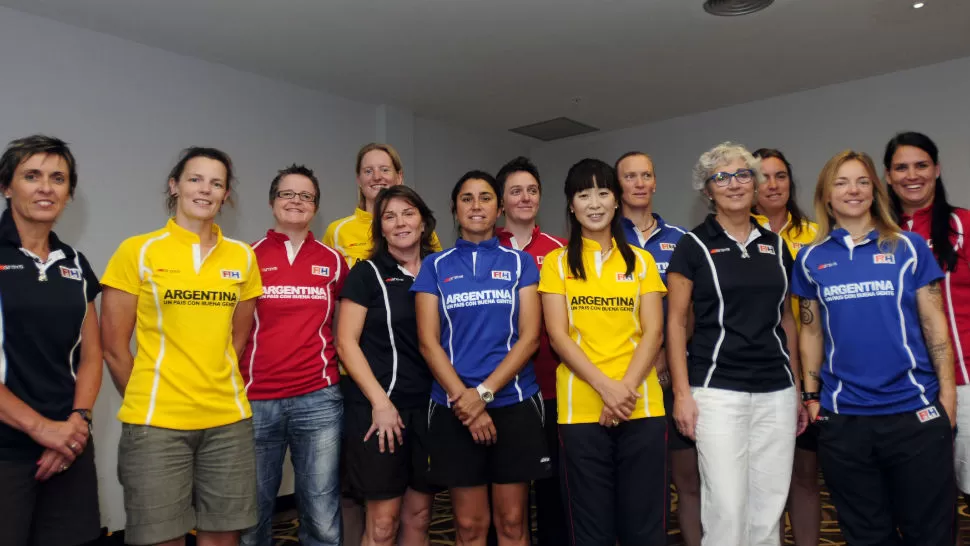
[707,169,755,187]
[276,190,316,202]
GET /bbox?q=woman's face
[357,150,403,206]
[455,178,499,239]
[3,153,71,226]
[616,154,656,211]
[756,157,791,215]
[571,182,617,235]
[706,158,756,215]
[380,196,424,252]
[272,173,317,229]
[886,145,939,212]
[502,171,540,224]
[168,157,229,222]
[828,159,874,223]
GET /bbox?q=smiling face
[3,153,72,226]
[706,158,756,215]
[455,178,500,239]
[828,159,874,224]
[756,156,790,215]
[616,154,656,211]
[571,180,617,237]
[168,156,229,222]
[357,149,403,206]
[886,144,939,212]
[380,196,425,252]
[272,173,317,229]
[502,171,540,224]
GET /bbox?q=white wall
[530,56,970,235]
[0,6,527,532]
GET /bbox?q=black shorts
[344,401,438,500]
[0,443,100,546]
[796,421,819,452]
[664,387,696,451]
[427,392,552,487]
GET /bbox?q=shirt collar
[830,227,878,249]
[752,211,793,234]
[455,237,500,251]
[495,224,540,250]
[164,217,224,246]
[900,204,932,226]
[703,213,769,241]
[0,208,69,253]
[265,229,316,244]
[354,207,372,223]
[373,249,418,278]
[580,237,617,252]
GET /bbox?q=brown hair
[813,150,900,251]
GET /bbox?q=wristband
[801,391,820,402]
[71,408,93,425]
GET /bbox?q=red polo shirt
[902,206,970,386]
[497,225,566,399]
[241,230,348,399]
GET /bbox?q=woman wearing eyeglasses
[666,142,805,546]
[240,165,349,546]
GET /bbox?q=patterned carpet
[94,477,970,545]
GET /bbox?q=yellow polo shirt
[754,212,818,323]
[538,239,667,424]
[323,207,442,266]
[102,219,262,429]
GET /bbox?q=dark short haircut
[269,164,321,209]
[370,185,438,260]
[166,147,235,212]
[883,131,957,272]
[563,159,635,280]
[0,135,78,207]
[496,156,541,195]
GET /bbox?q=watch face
[484,392,494,402]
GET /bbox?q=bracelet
[803,399,820,406]
[71,409,93,425]
[801,391,820,402]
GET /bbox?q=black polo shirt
[0,209,101,460]
[667,214,794,393]
[339,250,432,409]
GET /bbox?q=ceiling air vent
[703,0,774,16]
[509,117,599,142]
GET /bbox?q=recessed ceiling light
[913,2,925,8]
[703,0,774,16]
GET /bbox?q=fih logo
[311,265,331,277]
[491,270,512,281]
[221,269,242,280]
[873,254,896,265]
[59,266,83,281]
[757,244,776,255]
[659,243,676,251]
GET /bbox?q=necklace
[850,226,873,243]
[638,217,656,233]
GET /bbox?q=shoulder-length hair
[884,131,958,272]
[370,185,437,260]
[813,150,901,252]
[752,148,809,238]
[563,158,635,281]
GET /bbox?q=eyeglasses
[707,169,755,187]
[276,190,316,202]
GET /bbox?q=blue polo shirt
[621,213,687,285]
[792,229,944,415]
[411,237,540,407]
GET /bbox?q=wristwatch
[476,384,495,404]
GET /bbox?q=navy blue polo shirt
[792,229,944,415]
[667,214,795,393]
[621,213,687,285]
[0,209,101,460]
[411,237,540,408]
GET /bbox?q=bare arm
[798,297,824,421]
[100,286,138,395]
[665,273,693,400]
[73,302,103,412]
[232,298,257,359]
[542,292,639,420]
[781,294,801,395]
[336,300,393,409]
[917,280,956,426]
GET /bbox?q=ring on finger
[70,442,79,451]
[60,464,69,472]
[611,418,619,426]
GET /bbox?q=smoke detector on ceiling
[703,0,774,16]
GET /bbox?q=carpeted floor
[94,476,970,545]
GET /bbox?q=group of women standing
[0,130,965,546]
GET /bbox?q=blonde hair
[355,142,403,209]
[812,150,901,251]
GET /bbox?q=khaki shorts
[118,419,257,545]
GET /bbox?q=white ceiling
[4,0,970,134]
